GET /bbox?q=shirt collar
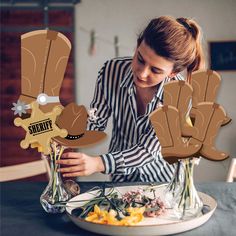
[154,77,171,102]
[120,65,133,88]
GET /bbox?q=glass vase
[40,154,71,214]
[165,160,184,206]
[164,158,203,220]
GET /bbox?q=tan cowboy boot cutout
[189,102,229,161]
[149,105,201,164]
[163,80,193,137]
[190,70,231,126]
[18,30,71,113]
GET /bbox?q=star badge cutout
[14,101,68,155]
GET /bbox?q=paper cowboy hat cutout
[53,103,106,148]
[12,29,71,115]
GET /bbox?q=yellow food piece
[85,205,145,226]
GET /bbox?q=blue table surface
[1,181,236,236]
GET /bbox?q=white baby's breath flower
[88,108,98,122]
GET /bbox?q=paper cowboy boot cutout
[190,70,231,126]
[188,102,229,161]
[149,105,201,164]
[163,80,193,137]
[14,30,71,114]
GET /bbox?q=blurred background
[1,0,236,182]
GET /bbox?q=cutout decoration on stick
[14,101,67,155]
[149,70,231,163]
[12,29,71,114]
[53,103,106,148]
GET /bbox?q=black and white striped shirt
[88,57,183,182]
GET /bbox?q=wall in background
[75,0,236,182]
[0,7,75,181]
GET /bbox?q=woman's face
[131,41,176,88]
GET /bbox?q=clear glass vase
[40,154,71,214]
[165,161,184,206]
[164,158,203,220]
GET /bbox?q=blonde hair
[137,16,205,82]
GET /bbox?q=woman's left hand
[56,152,105,177]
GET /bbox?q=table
[1,182,236,236]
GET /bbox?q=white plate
[66,184,217,236]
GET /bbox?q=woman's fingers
[58,164,84,173]
[56,152,84,165]
[62,152,83,159]
[57,152,86,175]
[54,152,104,177]
[57,158,81,165]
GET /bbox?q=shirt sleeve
[87,61,112,131]
[100,123,163,175]
[100,73,184,176]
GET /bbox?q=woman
[57,16,205,182]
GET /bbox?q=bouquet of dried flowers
[65,185,166,225]
[165,158,203,220]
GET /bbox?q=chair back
[226,158,236,182]
[0,159,50,182]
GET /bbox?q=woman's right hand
[56,152,105,177]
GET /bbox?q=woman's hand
[56,152,105,177]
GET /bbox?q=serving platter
[66,184,216,236]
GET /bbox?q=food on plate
[71,186,166,226]
[85,205,145,225]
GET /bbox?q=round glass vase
[164,158,203,220]
[40,155,71,214]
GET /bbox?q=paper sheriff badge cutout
[14,101,68,155]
